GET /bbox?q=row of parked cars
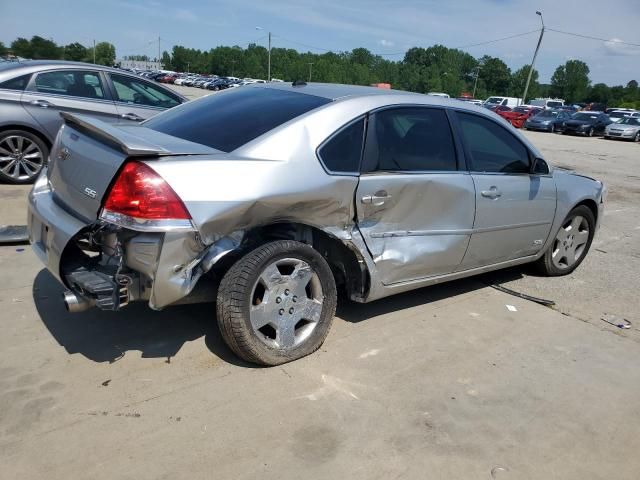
[479,97,640,141]
[123,69,269,91]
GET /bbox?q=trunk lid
[48,113,220,221]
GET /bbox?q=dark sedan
[562,112,612,137]
[524,109,571,133]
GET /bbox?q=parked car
[487,105,512,114]
[427,92,450,98]
[607,110,640,123]
[0,60,188,183]
[562,112,612,137]
[604,117,640,141]
[524,109,571,132]
[497,105,543,128]
[27,83,604,365]
[529,98,565,109]
[483,96,522,109]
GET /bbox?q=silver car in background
[604,117,640,141]
[28,84,605,365]
[0,60,187,183]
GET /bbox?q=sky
[1,0,639,85]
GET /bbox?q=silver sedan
[28,83,605,365]
[604,117,640,141]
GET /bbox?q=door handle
[30,99,52,108]
[481,186,502,199]
[361,190,391,206]
[120,113,144,122]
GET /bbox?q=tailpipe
[63,290,95,313]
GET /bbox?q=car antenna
[292,80,307,87]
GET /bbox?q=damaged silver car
[28,83,605,365]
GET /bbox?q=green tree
[0,41,6,56]
[64,42,87,61]
[10,37,32,57]
[29,36,61,59]
[509,65,539,100]
[161,51,172,69]
[550,60,590,102]
[478,56,511,96]
[93,42,116,66]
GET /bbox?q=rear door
[21,69,119,139]
[107,73,183,123]
[454,111,556,269]
[355,107,475,285]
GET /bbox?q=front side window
[318,118,365,174]
[0,74,31,91]
[362,107,457,173]
[34,70,105,99]
[457,112,530,174]
[110,73,181,109]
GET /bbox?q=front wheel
[634,132,640,142]
[549,124,555,133]
[216,240,337,366]
[587,127,594,137]
[535,205,595,276]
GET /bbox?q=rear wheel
[0,130,48,184]
[216,240,337,366]
[549,124,555,133]
[535,205,595,276]
[634,131,640,142]
[587,127,594,137]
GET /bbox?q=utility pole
[93,39,96,64]
[522,11,545,105]
[472,65,482,98]
[158,35,161,67]
[308,62,314,82]
[187,62,190,73]
[231,59,236,77]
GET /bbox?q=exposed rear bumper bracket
[65,267,129,311]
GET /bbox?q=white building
[117,59,163,70]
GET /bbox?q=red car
[497,106,543,128]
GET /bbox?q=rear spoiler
[60,112,219,157]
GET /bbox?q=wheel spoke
[570,216,583,231]
[16,136,24,151]
[22,160,39,176]
[260,263,284,289]
[23,142,37,154]
[4,137,16,151]
[250,303,274,329]
[1,159,16,174]
[0,156,15,163]
[11,161,21,178]
[0,146,14,156]
[277,320,296,348]
[298,298,323,323]
[291,262,313,298]
[23,152,42,160]
[556,227,569,241]
[574,230,589,246]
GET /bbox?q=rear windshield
[144,87,331,152]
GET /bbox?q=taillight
[103,161,191,220]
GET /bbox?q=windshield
[485,97,504,104]
[547,101,563,108]
[619,117,640,126]
[609,111,627,118]
[144,86,330,152]
[572,113,599,121]
[513,107,529,113]
[537,110,558,118]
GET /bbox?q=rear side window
[110,73,181,109]
[34,70,105,99]
[145,87,331,152]
[362,107,457,172]
[318,118,365,174]
[457,112,530,174]
[0,74,31,91]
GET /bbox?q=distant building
[117,59,163,70]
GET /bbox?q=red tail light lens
[104,161,191,220]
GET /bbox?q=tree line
[2,35,638,108]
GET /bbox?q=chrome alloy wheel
[552,215,590,270]
[250,258,324,349]
[0,135,45,181]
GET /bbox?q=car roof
[0,60,135,79]
[253,81,418,101]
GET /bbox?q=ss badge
[83,187,97,199]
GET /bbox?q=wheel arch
[0,124,52,149]
[234,222,371,301]
[574,198,598,223]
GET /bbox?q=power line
[272,35,331,52]
[546,28,640,47]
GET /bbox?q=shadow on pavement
[33,265,529,365]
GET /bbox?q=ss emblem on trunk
[84,187,97,199]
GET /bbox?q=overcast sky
[2,0,638,85]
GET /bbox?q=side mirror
[531,157,550,175]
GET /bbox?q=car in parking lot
[0,60,187,183]
[562,112,612,137]
[497,105,543,128]
[604,117,640,141]
[524,109,572,133]
[27,83,605,365]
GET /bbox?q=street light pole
[472,65,482,98]
[308,62,314,82]
[256,27,272,81]
[522,11,545,105]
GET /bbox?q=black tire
[587,127,594,137]
[634,132,640,142]
[550,124,555,133]
[0,130,49,184]
[216,240,337,366]
[535,205,595,276]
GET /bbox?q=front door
[21,69,119,140]
[108,73,182,123]
[355,107,475,285]
[454,111,557,269]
